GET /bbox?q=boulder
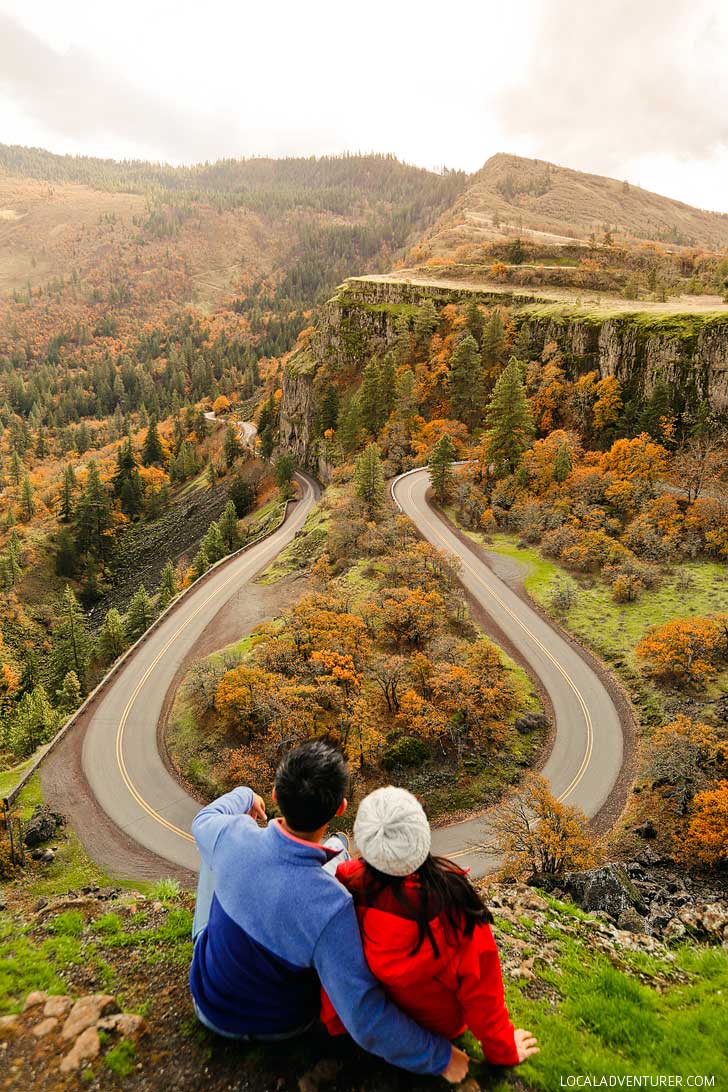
[24,805,64,848]
[515,712,550,735]
[59,1027,101,1073]
[617,907,645,933]
[32,1017,59,1038]
[23,990,48,1010]
[563,863,647,919]
[97,1013,146,1039]
[44,995,73,1018]
[634,820,657,840]
[61,994,117,1041]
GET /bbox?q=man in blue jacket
[189,739,468,1081]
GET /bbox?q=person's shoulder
[335,857,365,886]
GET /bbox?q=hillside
[419,152,728,255]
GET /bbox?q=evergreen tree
[112,438,144,517]
[157,561,179,610]
[554,443,573,483]
[56,670,82,714]
[484,358,535,476]
[482,310,507,374]
[379,354,397,421]
[202,522,225,563]
[141,413,165,466]
[9,449,23,486]
[229,476,255,517]
[428,433,457,503]
[223,424,243,468]
[59,464,77,522]
[10,685,59,757]
[320,384,339,432]
[76,421,91,454]
[20,474,35,521]
[35,428,47,459]
[338,394,363,454]
[354,443,385,515]
[55,528,77,577]
[192,545,210,579]
[206,460,217,489]
[274,454,295,491]
[126,584,154,640]
[465,299,485,348]
[414,299,438,347]
[257,393,278,460]
[74,460,114,567]
[448,334,485,429]
[98,607,127,663]
[360,359,386,436]
[219,501,242,553]
[50,586,93,690]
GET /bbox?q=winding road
[64,450,625,880]
[81,471,320,873]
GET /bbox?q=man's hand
[514,1028,539,1063]
[248,793,267,823]
[441,1044,469,1084]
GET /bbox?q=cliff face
[279,277,728,472]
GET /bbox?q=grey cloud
[0,12,243,160]
[497,0,728,173]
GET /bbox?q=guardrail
[2,487,299,810]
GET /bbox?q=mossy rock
[382,736,430,770]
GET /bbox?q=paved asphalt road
[80,459,624,881]
[82,472,319,873]
[394,468,624,875]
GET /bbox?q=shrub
[382,735,430,770]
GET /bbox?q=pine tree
[320,385,339,432]
[98,607,127,663]
[126,584,154,640]
[448,334,485,429]
[74,460,114,566]
[206,461,217,489]
[414,299,438,347]
[359,359,386,437]
[223,424,243,468]
[553,443,573,483]
[76,421,91,454]
[274,454,295,491]
[379,354,397,421]
[354,443,385,515]
[229,476,255,517]
[482,310,507,374]
[10,684,59,757]
[56,670,82,714]
[141,413,165,466]
[484,358,535,476]
[20,474,35,521]
[338,395,363,454]
[112,438,144,517]
[192,545,210,579]
[202,522,225,563]
[50,586,92,690]
[428,433,457,503]
[465,299,485,348]
[157,561,179,610]
[59,464,77,522]
[9,449,23,486]
[219,501,242,553]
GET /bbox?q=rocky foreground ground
[2,835,727,1092]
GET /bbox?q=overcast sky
[1,0,727,212]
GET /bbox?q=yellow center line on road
[114,555,265,844]
[403,478,594,806]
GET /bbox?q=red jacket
[321,859,518,1067]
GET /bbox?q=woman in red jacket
[321,786,539,1068]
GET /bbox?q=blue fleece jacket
[189,786,451,1075]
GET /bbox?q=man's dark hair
[274,739,350,832]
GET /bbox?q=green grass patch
[468,529,728,720]
[0,757,35,798]
[104,1039,137,1077]
[258,498,332,584]
[502,937,728,1087]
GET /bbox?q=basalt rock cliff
[280,277,728,474]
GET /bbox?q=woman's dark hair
[274,739,350,832]
[361,854,493,959]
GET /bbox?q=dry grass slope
[423,153,728,253]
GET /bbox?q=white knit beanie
[354,786,431,877]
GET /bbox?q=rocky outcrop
[23,805,64,848]
[279,276,728,472]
